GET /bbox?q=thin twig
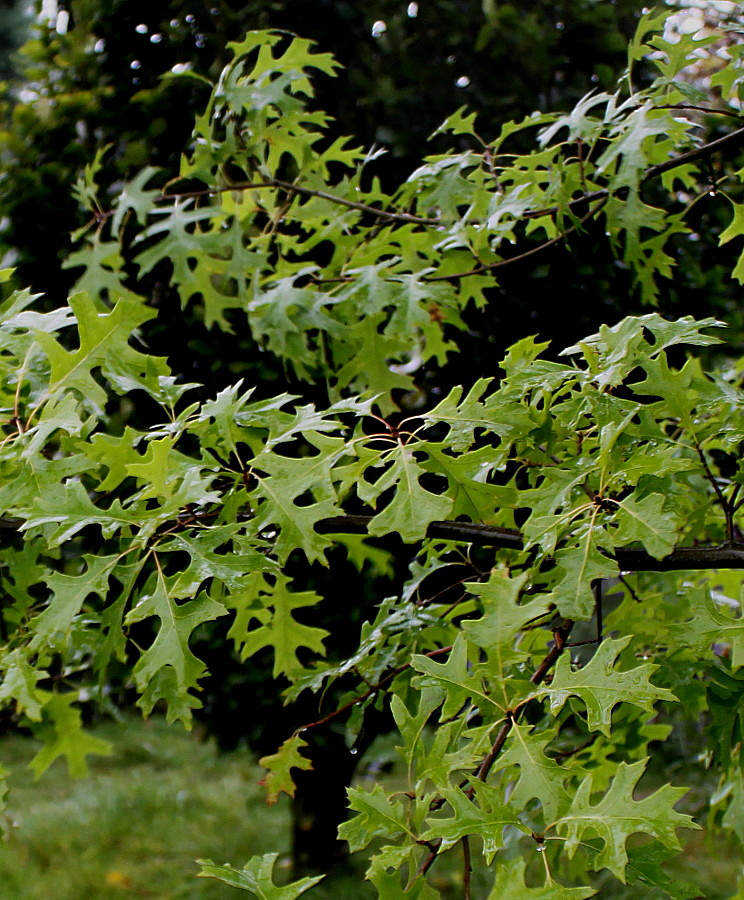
[551,733,598,761]
[648,103,744,121]
[619,573,642,604]
[297,645,453,732]
[462,835,472,900]
[694,443,734,541]
[421,198,607,282]
[161,177,440,226]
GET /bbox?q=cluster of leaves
[0,0,646,305]
[0,10,742,898]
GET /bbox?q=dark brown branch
[694,443,735,543]
[643,124,744,181]
[160,125,744,232]
[149,124,744,290]
[296,645,453,732]
[8,510,742,570]
[316,515,744,570]
[161,177,440,226]
[421,198,606,283]
[522,125,744,223]
[462,835,472,900]
[654,103,744,121]
[316,514,525,548]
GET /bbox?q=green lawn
[0,716,292,899]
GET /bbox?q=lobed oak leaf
[258,733,313,804]
[197,852,323,898]
[550,759,697,880]
[536,636,676,736]
[29,692,112,779]
[486,857,595,899]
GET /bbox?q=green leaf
[250,435,345,564]
[612,493,677,560]
[719,198,744,247]
[137,668,202,727]
[110,166,161,234]
[29,693,112,778]
[625,843,701,899]
[669,587,744,669]
[486,858,595,899]
[33,292,168,406]
[550,759,697,880]
[29,554,118,651]
[197,853,324,898]
[23,481,143,547]
[495,722,576,822]
[536,637,676,735]
[258,734,313,804]
[0,650,45,721]
[365,443,453,542]
[412,634,504,718]
[157,525,277,595]
[549,537,619,621]
[368,868,443,899]
[430,105,481,140]
[463,570,549,671]
[125,568,228,695]
[338,783,413,852]
[420,782,523,862]
[228,574,329,678]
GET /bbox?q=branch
[316,515,744,570]
[417,617,575,878]
[521,125,744,222]
[7,509,741,570]
[296,645,453,732]
[161,177,440,226]
[151,125,744,289]
[422,199,606,282]
[644,124,744,181]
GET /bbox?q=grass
[0,716,739,898]
[0,715,290,899]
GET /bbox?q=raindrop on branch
[371,20,387,38]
